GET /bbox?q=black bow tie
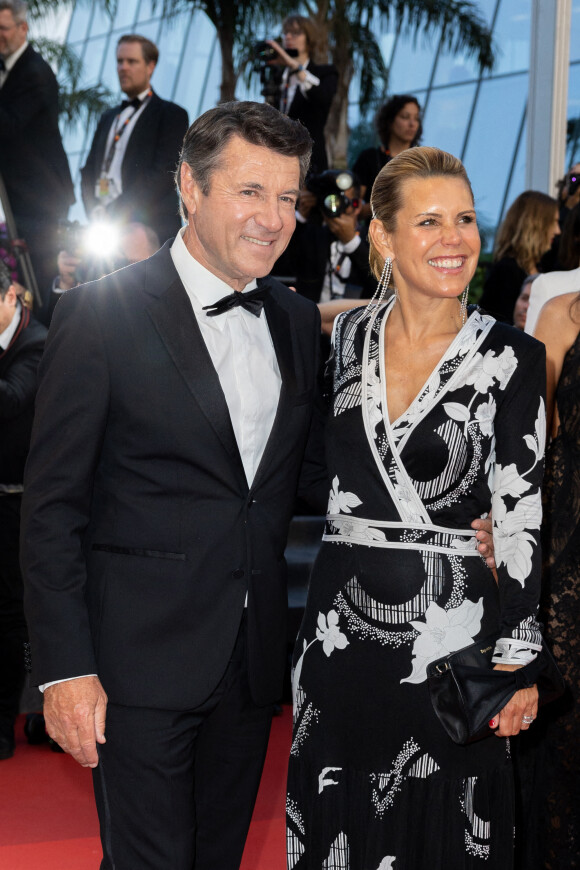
[0,58,6,72]
[120,97,142,110]
[203,286,268,318]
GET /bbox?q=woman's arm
[490,337,546,735]
[533,292,579,438]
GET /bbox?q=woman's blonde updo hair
[369,146,474,280]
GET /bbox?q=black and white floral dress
[287,302,546,870]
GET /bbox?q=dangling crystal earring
[459,285,469,326]
[366,257,392,312]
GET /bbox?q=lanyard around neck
[102,90,152,174]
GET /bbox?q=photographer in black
[278,169,376,305]
[262,15,337,174]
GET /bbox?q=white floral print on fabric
[464,346,517,394]
[473,395,496,437]
[366,359,383,434]
[319,766,342,793]
[492,398,545,585]
[316,610,349,656]
[292,610,349,710]
[327,476,362,515]
[401,597,484,684]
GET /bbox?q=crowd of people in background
[0,1,579,868]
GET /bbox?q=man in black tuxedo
[0,0,75,320]
[22,101,326,869]
[81,33,189,246]
[0,260,46,760]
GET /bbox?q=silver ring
[522,715,534,724]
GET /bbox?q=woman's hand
[489,665,539,736]
[471,515,495,569]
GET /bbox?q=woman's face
[546,209,560,250]
[283,26,308,57]
[372,175,480,303]
[389,102,421,147]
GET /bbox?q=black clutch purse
[426,634,565,745]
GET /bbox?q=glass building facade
[60,0,579,248]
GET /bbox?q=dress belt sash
[323,514,480,556]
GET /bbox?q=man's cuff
[39,674,98,693]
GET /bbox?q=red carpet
[0,708,291,869]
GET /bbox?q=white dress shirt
[0,298,20,350]
[0,39,28,88]
[96,87,151,206]
[525,266,580,335]
[170,228,281,486]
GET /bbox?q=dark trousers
[92,614,273,869]
[0,494,27,740]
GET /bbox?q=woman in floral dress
[287,147,545,869]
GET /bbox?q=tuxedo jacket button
[232,569,245,579]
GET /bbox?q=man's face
[180,135,300,291]
[0,284,17,333]
[116,41,155,98]
[0,9,27,58]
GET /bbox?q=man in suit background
[22,101,326,869]
[0,260,46,760]
[0,0,75,321]
[81,33,189,246]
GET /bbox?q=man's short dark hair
[0,260,14,298]
[117,34,159,66]
[176,101,312,218]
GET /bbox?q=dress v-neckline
[379,300,471,429]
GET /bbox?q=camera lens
[323,193,343,216]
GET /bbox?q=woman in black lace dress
[515,293,580,868]
[287,147,545,869]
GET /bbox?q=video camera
[306,170,359,219]
[252,41,298,103]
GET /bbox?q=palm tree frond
[373,0,495,72]
[30,37,82,83]
[58,84,114,131]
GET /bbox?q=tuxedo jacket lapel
[261,279,297,397]
[250,280,299,491]
[144,246,247,490]
[121,95,159,185]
